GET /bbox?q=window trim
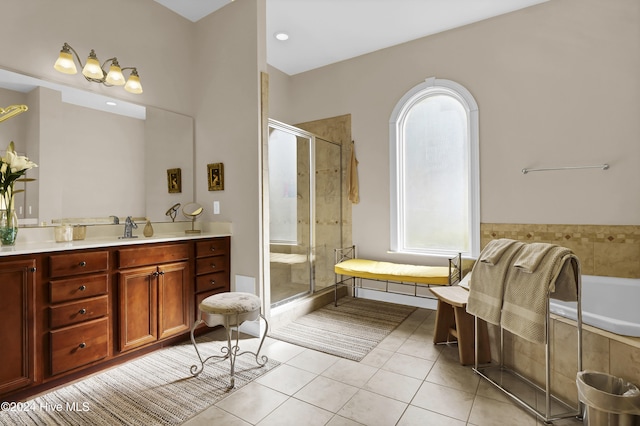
[389,77,480,258]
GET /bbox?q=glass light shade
[82,57,104,79]
[105,64,125,86]
[124,74,143,94]
[54,51,78,74]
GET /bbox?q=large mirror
[0,68,194,226]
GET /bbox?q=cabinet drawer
[50,317,109,376]
[50,274,109,303]
[50,296,109,329]
[195,271,229,293]
[49,251,109,278]
[196,238,228,258]
[118,243,189,269]
[196,257,226,275]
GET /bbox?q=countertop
[0,221,232,257]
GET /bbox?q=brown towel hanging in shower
[348,140,360,204]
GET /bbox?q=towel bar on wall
[521,164,609,174]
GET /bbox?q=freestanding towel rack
[473,254,583,424]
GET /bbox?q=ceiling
[156,0,548,76]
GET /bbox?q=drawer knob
[79,342,86,349]
[79,308,87,315]
[158,271,165,276]
[210,247,216,252]
[79,285,87,291]
[152,271,159,277]
[79,261,87,267]
[210,280,216,286]
[210,264,216,269]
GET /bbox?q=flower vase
[0,208,19,246]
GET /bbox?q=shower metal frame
[267,119,343,307]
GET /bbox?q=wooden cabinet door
[0,258,36,395]
[157,261,190,340]
[118,266,157,352]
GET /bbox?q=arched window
[389,77,479,258]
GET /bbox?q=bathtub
[550,275,640,337]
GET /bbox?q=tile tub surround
[481,222,640,407]
[490,316,640,409]
[481,223,640,278]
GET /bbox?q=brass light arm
[89,57,119,84]
[60,42,85,72]
[0,104,28,123]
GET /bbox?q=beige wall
[273,0,640,264]
[266,65,294,122]
[193,0,267,290]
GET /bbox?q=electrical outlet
[213,201,220,214]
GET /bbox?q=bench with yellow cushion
[334,258,453,285]
[333,246,464,306]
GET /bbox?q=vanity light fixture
[54,42,143,94]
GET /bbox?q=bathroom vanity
[0,232,231,402]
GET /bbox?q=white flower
[5,149,37,173]
[1,142,38,200]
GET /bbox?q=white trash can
[577,371,640,426]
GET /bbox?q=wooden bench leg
[453,307,491,365]
[475,317,491,365]
[433,300,456,344]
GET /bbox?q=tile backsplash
[481,223,640,277]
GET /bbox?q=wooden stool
[431,286,491,365]
[190,292,269,388]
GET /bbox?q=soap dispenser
[143,219,154,237]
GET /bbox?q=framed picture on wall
[167,168,182,193]
[208,163,224,191]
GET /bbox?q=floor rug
[270,297,417,361]
[0,332,279,426]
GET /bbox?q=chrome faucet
[110,215,120,224]
[119,216,138,239]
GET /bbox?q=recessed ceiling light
[106,101,117,106]
[274,32,289,41]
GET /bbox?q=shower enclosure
[267,120,342,307]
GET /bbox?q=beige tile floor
[183,305,585,426]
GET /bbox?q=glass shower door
[268,125,312,306]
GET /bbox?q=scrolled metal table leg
[227,313,238,389]
[189,319,205,377]
[190,318,232,379]
[234,313,270,366]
